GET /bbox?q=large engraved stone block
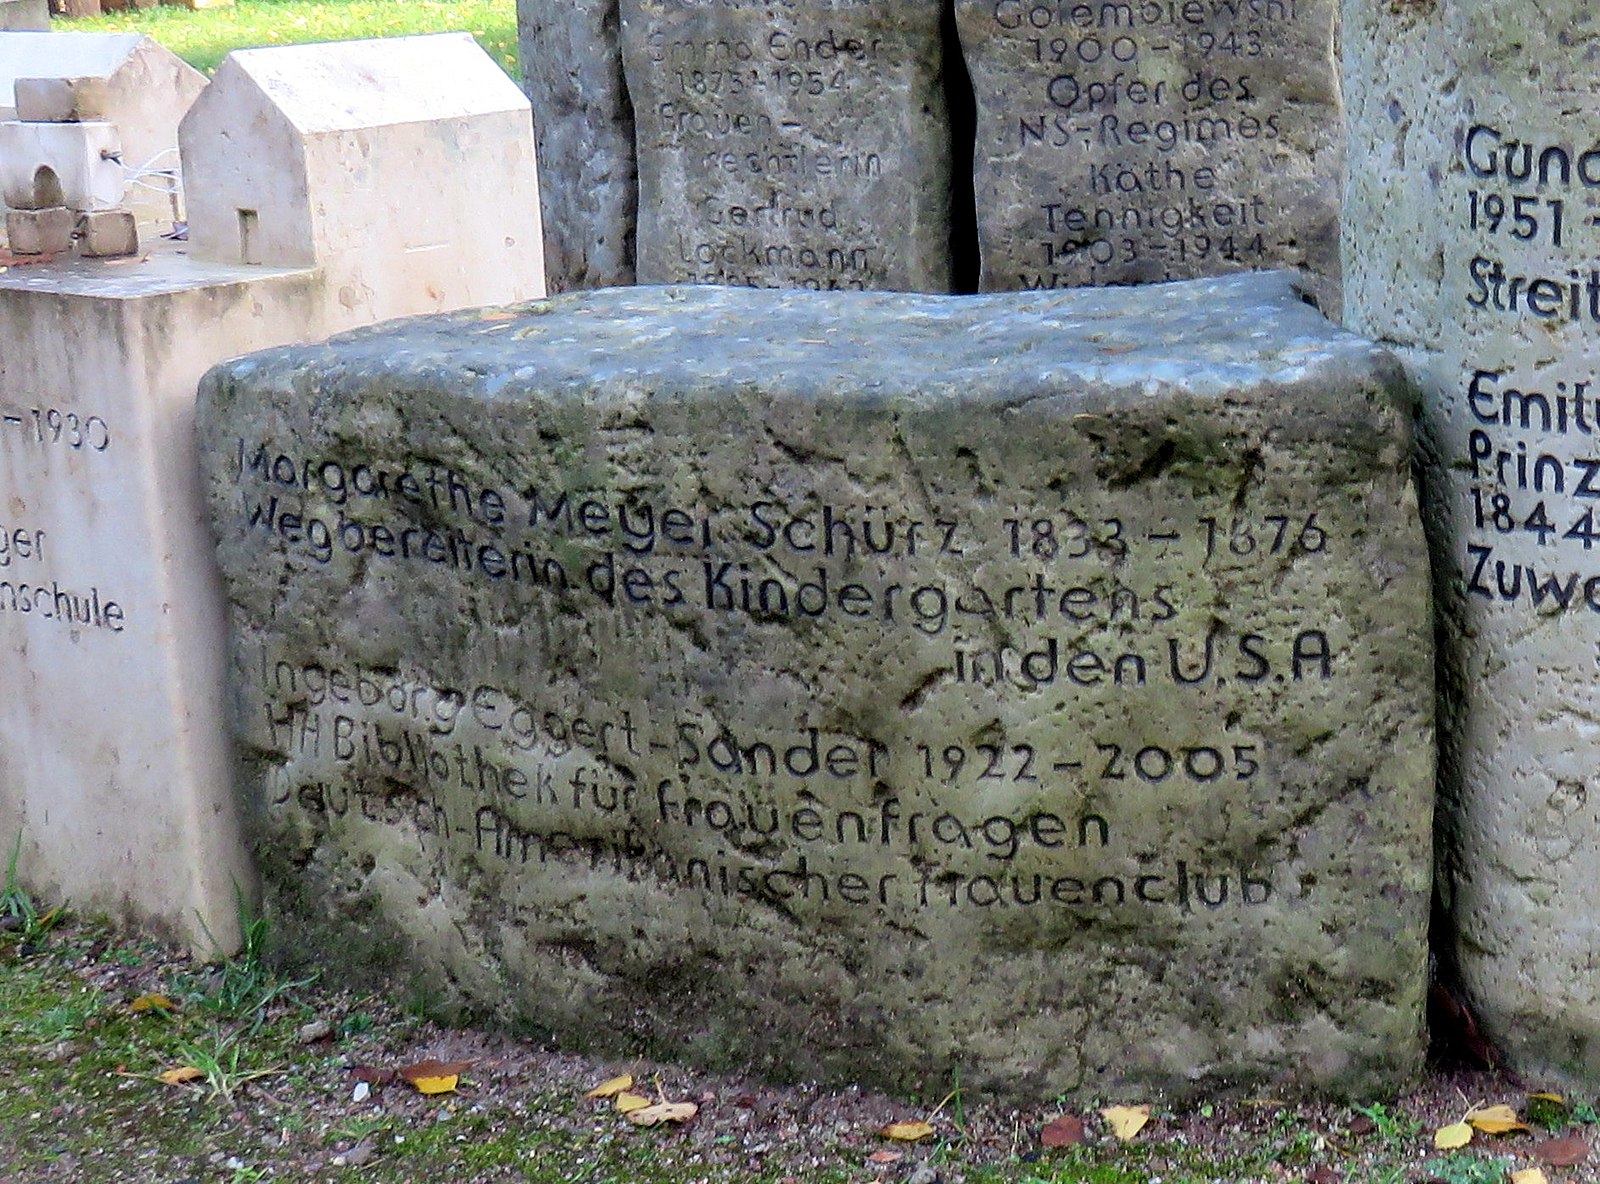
[1345,0,1600,1089]
[619,0,953,292]
[199,274,1432,1099]
[954,0,1341,306]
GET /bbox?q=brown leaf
[626,1101,698,1127]
[866,1150,903,1166]
[1346,1115,1376,1136]
[1041,1114,1086,1148]
[1533,1134,1591,1166]
[880,1121,936,1142]
[350,1065,397,1087]
[1306,1168,1343,1184]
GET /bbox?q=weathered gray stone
[517,0,637,290]
[619,0,953,292]
[199,273,1432,1100]
[1344,0,1600,1089]
[955,0,1341,308]
[0,0,49,31]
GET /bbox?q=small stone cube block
[5,207,75,255]
[77,210,139,258]
[15,77,113,124]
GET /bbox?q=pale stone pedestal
[0,247,321,947]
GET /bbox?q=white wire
[113,146,183,204]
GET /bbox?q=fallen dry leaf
[159,1066,205,1086]
[626,1101,699,1127]
[1533,1134,1591,1166]
[1041,1114,1086,1148]
[1100,1105,1151,1141]
[866,1150,903,1166]
[880,1121,936,1142]
[129,993,176,1013]
[408,1072,458,1096]
[1528,1093,1567,1104]
[1434,1121,1474,1150]
[1511,1169,1550,1184]
[614,1092,652,1114]
[586,1073,635,1099]
[350,1065,397,1087]
[1306,1168,1342,1184]
[399,1058,472,1096]
[1467,1103,1530,1135]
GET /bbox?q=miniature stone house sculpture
[180,33,545,320]
[0,32,205,254]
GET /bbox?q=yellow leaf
[880,1121,936,1142]
[626,1101,699,1127]
[129,993,176,1013]
[586,1074,635,1099]
[159,1066,204,1086]
[1100,1105,1151,1141]
[1511,1169,1550,1184]
[1435,1121,1474,1149]
[1468,1104,1531,1135]
[409,1073,458,1096]
[614,1092,652,1114]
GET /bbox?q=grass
[2,884,1595,1182]
[54,0,520,78]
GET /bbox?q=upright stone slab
[955,0,1341,305]
[517,0,636,290]
[199,273,1433,1099]
[619,0,953,292]
[1345,1,1600,1087]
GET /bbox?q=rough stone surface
[14,76,112,122]
[200,274,1432,1099]
[517,0,637,291]
[77,207,136,256]
[619,0,953,292]
[0,0,49,31]
[955,0,1341,308]
[5,205,73,253]
[1344,0,1600,1089]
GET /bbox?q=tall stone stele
[1345,1,1600,1086]
[955,0,1342,306]
[517,0,637,290]
[199,273,1433,1100]
[619,0,954,292]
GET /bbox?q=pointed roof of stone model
[203,32,529,134]
[0,31,204,121]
